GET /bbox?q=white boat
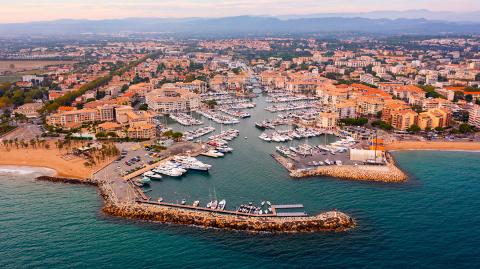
[258,133,271,142]
[193,200,200,207]
[136,176,151,184]
[210,200,218,209]
[216,146,233,153]
[143,171,162,180]
[218,199,226,210]
[201,150,224,158]
[181,199,186,205]
[173,156,211,171]
[153,162,186,177]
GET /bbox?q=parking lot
[291,147,358,169]
[1,123,43,141]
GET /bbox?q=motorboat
[143,171,162,180]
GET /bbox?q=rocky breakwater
[98,182,354,233]
[36,176,99,186]
[290,155,407,183]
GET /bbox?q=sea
[1,95,479,268]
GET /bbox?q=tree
[407,124,421,133]
[120,84,129,93]
[371,120,393,131]
[339,117,368,126]
[465,94,473,102]
[203,100,217,109]
[139,104,148,111]
[458,123,474,134]
[171,132,183,142]
[454,91,464,102]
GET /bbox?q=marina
[197,110,240,124]
[169,113,203,126]
[265,101,317,112]
[183,126,216,141]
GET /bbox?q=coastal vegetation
[371,120,394,131]
[0,82,48,108]
[339,117,368,126]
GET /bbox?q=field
[0,60,76,83]
[0,60,76,73]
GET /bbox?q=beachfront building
[468,104,480,128]
[390,109,418,131]
[145,83,201,113]
[417,108,452,130]
[46,104,144,129]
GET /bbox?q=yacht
[259,133,271,142]
[136,176,151,185]
[202,149,224,158]
[173,156,211,171]
[216,146,233,153]
[153,163,186,177]
[193,200,200,207]
[143,171,162,180]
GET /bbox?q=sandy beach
[385,141,480,151]
[0,144,113,179]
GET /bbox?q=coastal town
[1,35,480,232]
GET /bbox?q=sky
[0,0,479,23]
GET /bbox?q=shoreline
[0,145,115,180]
[384,141,480,152]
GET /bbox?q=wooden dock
[136,199,281,218]
[272,204,304,209]
[123,156,173,180]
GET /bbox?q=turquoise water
[1,151,479,268]
[1,96,480,268]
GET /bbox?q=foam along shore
[0,165,57,177]
[274,154,407,182]
[385,141,480,152]
[33,175,356,233]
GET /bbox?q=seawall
[97,181,355,233]
[274,153,407,183]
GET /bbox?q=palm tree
[29,139,36,149]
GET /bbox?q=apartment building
[146,84,201,113]
[468,104,480,128]
[417,108,452,130]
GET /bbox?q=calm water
[1,96,480,268]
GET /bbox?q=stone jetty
[96,181,355,233]
[36,176,99,186]
[274,153,407,183]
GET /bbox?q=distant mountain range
[1,15,480,37]
[280,9,480,23]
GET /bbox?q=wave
[0,165,56,176]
